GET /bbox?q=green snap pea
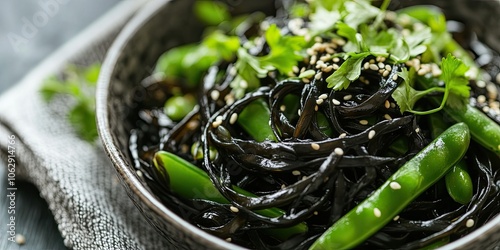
[429,114,473,204]
[419,76,500,155]
[164,94,196,121]
[153,150,307,240]
[445,160,473,205]
[238,98,277,142]
[309,123,470,250]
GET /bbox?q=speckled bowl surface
[96,0,500,249]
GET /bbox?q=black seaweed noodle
[129,13,500,250]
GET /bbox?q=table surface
[0,1,120,249]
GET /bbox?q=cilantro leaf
[309,6,341,35]
[343,0,380,29]
[194,1,230,26]
[40,63,101,142]
[326,52,369,90]
[440,54,470,108]
[259,24,307,74]
[392,67,424,113]
[235,48,272,89]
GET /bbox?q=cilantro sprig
[40,63,100,142]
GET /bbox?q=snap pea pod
[153,150,307,240]
[238,98,277,142]
[429,113,473,204]
[164,94,196,121]
[309,123,470,250]
[419,76,500,155]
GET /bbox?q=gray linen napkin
[0,1,172,249]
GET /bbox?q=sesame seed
[339,133,347,138]
[369,59,375,64]
[320,55,331,62]
[378,62,385,69]
[477,95,487,104]
[334,147,344,156]
[292,65,300,73]
[486,83,498,99]
[315,72,323,80]
[393,215,400,221]
[314,36,322,43]
[319,93,328,100]
[415,127,421,133]
[15,234,25,245]
[302,175,308,180]
[314,105,319,111]
[314,211,319,215]
[343,95,352,101]
[390,181,402,190]
[332,64,340,70]
[230,206,239,213]
[369,64,379,71]
[384,114,392,120]
[326,47,335,54]
[323,65,333,73]
[230,113,238,124]
[385,100,390,109]
[382,70,390,77]
[466,219,475,228]
[390,102,396,108]
[332,99,341,105]
[359,120,369,125]
[306,48,315,56]
[302,78,310,83]
[417,68,429,76]
[292,170,301,176]
[476,80,486,88]
[240,79,248,89]
[333,57,340,63]
[281,184,286,189]
[212,116,223,128]
[298,109,302,116]
[136,170,143,178]
[368,130,376,139]
[374,208,382,217]
[226,238,232,242]
[364,62,370,70]
[385,65,392,71]
[310,55,317,65]
[392,74,398,81]
[210,90,220,100]
[311,143,320,150]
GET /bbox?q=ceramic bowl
[96,0,500,249]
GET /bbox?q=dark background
[0,1,121,249]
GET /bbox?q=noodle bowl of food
[96,0,500,249]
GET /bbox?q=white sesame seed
[332,99,341,105]
[316,98,324,105]
[314,36,322,43]
[230,113,238,124]
[477,95,487,104]
[382,70,390,77]
[393,215,400,221]
[314,211,319,215]
[333,57,340,63]
[281,184,286,189]
[226,238,232,242]
[385,65,392,71]
[323,65,333,73]
[343,95,352,101]
[368,130,376,140]
[302,78,310,83]
[374,208,382,217]
[483,106,490,113]
[390,181,402,190]
[364,62,370,70]
[415,127,421,133]
[319,93,328,100]
[332,64,340,70]
[334,147,344,156]
[314,105,319,111]
[326,47,335,54]
[476,80,486,88]
[339,133,347,138]
[378,62,385,69]
[310,55,317,65]
[136,170,143,178]
[369,64,379,71]
[292,170,301,176]
[392,74,399,81]
[320,55,331,62]
[298,109,302,116]
[240,79,248,89]
[311,143,320,150]
[210,90,220,100]
[292,65,300,73]
[359,120,369,125]
[302,175,308,180]
[385,100,390,109]
[315,72,323,80]
[280,105,286,112]
[230,206,239,213]
[15,234,25,245]
[384,114,392,120]
[369,59,375,64]
[466,219,475,228]
[486,83,498,99]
